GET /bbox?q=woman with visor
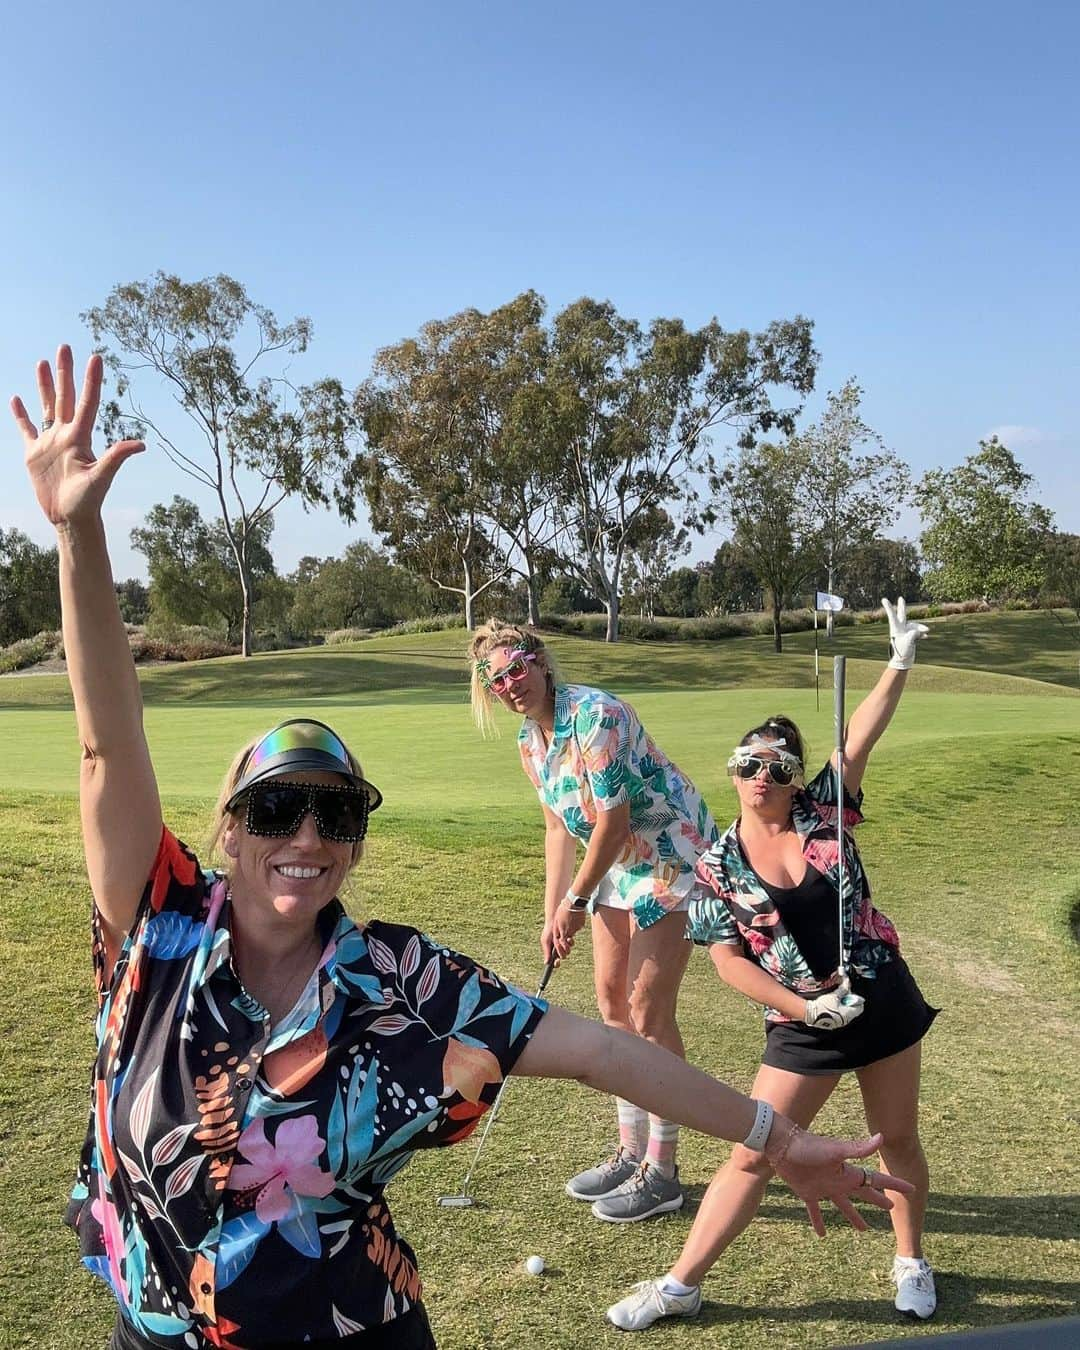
[469,621,719,1223]
[13,346,914,1350]
[606,602,940,1331]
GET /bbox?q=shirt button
[200,1282,212,1295]
[236,1077,253,1092]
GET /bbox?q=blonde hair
[206,727,369,871]
[468,619,560,737]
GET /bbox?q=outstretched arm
[514,1004,912,1234]
[11,347,160,963]
[838,597,928,796]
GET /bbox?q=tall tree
[697,541,762,614]
[131,496,280,641]
[547,299,817,641]
[0,529,60,644]
[287,542,436,632]
[356,294,554,629]
[621,506,690,618]
[916,438,1053,602]
[796,380,910,634]
[84,273,360,655]
[841,538,923,610]
[713,440,820,651]
[1040,531,1080,684]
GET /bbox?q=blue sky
[3,0,1077,581]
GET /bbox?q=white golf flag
[816,591,845,612]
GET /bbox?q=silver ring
[860,1166,873,1188]
[41,418,54,431]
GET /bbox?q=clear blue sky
[3,0,1077,580]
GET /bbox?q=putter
[834,655,847,979]
[437,955,558,1208]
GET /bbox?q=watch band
[562,891,591,911]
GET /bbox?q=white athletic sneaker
[892,1256,937,1319]
[606,1278,702,1331]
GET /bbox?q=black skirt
[111,1303,437,1350]
[762,955,938,1076]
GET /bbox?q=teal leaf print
[592,761,627,801]
[771,935,807,981]
[634,897,667,928]
[562,806,592,839]
[279,1207,321,1259]
[216,1212,271,1289]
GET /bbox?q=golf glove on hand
[803,977,865,1030]
[882,596,930,670]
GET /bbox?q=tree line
[2,273,1076,655]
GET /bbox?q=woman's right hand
[10,345,144,527]
[767,1121,914,1236]
[540,919,557,966]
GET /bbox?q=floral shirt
[687,764,901,1022]
[67,829,546,1348]
[518,683,718,928]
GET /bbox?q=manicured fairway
[1,623,1078,1348]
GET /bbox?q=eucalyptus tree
[796,380,910,635]
[546,299,817,641]
[356,292,557,628]
[84,273,360,655]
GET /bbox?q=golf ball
[525,1255,544,1276]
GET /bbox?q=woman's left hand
[551,905,587,961]
[769,1125,914,1236]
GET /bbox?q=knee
[595,983,628,1027]
[627,988,676,1039]
[877,1127,923,1160]
[728,1143,774,1180]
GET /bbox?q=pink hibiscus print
[227,1116,335,1223]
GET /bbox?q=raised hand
[10,345,144,528]
[769,1125,914,1236]
[882,596,930,671]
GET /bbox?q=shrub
[0,631,60,673]
[324,628,373,646]
[385,615,467,635]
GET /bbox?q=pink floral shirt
[687,765,901,1022]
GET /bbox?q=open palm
[10,345,143,527]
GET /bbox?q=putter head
[436,1194,475,1208]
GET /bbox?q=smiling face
[223,771,356,927]
[484,645,552,720]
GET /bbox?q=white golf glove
[803,976,865,1030]
[882,596,929,670]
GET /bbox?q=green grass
[1,621,1078,1348]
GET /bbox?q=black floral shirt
[67,829,546,1347]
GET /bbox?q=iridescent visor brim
[225,721,383,812]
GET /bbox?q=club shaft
[834,656,847,975]
[453,957,557,1199]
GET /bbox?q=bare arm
[549,801,630,960]
[709,942,808,1020]
[514,1003,914,1234]
[12,348,160,962]
[835,665,908,797]
[540,803,577,962]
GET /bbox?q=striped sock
[645,1116,679,1178]
[616,1099,647,1159]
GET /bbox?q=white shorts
[592,873,698,914]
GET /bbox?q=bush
[0,630,61,673]
[324,628,373,646]
[128,634,237,663]
[385,615,467,635]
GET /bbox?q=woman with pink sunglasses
[469,621,719,1223]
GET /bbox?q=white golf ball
[525,1255,545,1276]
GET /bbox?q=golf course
[2,610,1078,1348]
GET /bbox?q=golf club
[834,654,847,978]
[437,954,558,1208]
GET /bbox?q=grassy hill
[1,609,1077,1349]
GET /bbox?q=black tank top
[753,864,839,981]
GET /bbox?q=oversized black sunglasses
[729,756,799,786]
[243,781,372,843]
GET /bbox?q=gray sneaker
[565,1147,640,1201]
[606,1278,702,1331]
[590,1162,685,1223]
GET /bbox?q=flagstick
[814,608,820,711]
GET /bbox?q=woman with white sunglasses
[469,621,720,1223]
[606,608,940,1331]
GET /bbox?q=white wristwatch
[562,890,591,912]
